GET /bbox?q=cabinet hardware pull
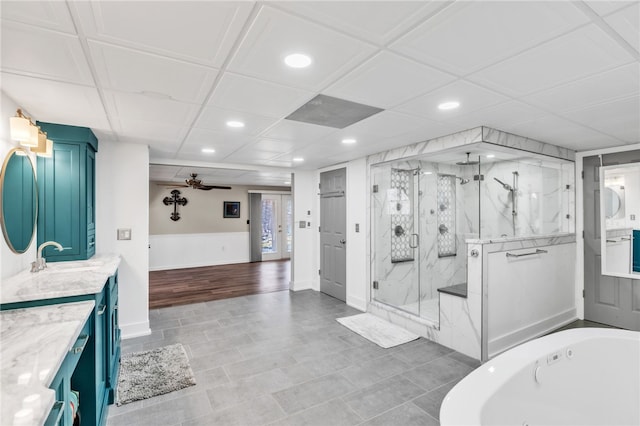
[97,304,107,315]
[606,239,617,243]
[621,237,631,241]
[506,249,548,258]
[70,334,89,354]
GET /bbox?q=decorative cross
[163,190,187,221]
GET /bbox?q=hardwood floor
[149,260,291,309]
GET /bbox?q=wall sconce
[9,109,53,157]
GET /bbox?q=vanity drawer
[66,317,91,374]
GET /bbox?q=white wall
[0,92,37,279]
[345,158,368,311]
[96,141,150,339]
[291,170,316,291]
[150,232,250,271]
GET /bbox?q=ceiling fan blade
[157,183,188,187]
[198,185,232,190]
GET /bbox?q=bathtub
[440,328,640,425]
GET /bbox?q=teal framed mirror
[0,148,37,253]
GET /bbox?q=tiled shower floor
[106,290,479,426]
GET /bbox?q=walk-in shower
[371,143,574,325]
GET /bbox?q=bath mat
[116,343,196,406]
[336,313,419,348]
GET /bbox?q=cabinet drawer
[66,317,91,375]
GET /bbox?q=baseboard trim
[290,280,313,291]
[149,258,249,271]
[121,321,151,340]
[347,295,366,312]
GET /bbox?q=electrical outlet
[117,228,131,240]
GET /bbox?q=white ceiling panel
[88,41,218,104]
[560,95,640,143]
[468,24,636,97]
[180,128,253,158]
[324,51,457,109]
[261,120,336,144]
[506,115,624,151]
[227,6,377,91]
[1,1,76,34]
[112,118,188,146]
[444,100,548,130]
[1,21,93,84]
[103,90,199,127]
[344,111,438,140]
[274,1,445,45]
[224,147,282,164]
[195,106,277,136]
[208,73,313,118]
[584,1,637,16]
[1,72,109,130]
[604,3,640,52]
[251,139,298,154]
[523,63,640,113]
[70,1,253,67]
[394,80,510,121]
[390,1,588,75]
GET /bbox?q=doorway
[320,168,347,302]
[583,153,640,330]
[261,194,292,261]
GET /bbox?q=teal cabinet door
[37,122,98,261]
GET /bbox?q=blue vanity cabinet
[36,122,98,261]
[0,273,119,426]
[45,319,91,426]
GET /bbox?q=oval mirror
[604,187,621,219]
[0,148,37,253]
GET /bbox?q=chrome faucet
[31,241,64,272]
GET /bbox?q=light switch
[117,228,131,240]
[355,223,360,233]
[299,221,306,228]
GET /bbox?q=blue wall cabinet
[633,230,640,273]
[1,272,120,426]
[36,122,98,261]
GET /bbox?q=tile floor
[106,290,480,426]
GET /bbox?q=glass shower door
[371,164,421,316]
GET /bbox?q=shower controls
[394,225,405,237]
[439,224,448,234]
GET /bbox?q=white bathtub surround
[478,234,577,359]
[336,313,419,348]
[0,254,121,305]
[440,328,640,426]
[149,232,250,271]
[0,301,95,426]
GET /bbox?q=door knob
[339,239,346,244]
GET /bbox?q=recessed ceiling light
[438,101,460,110]
[226,120,245,128]
[284,53,312,68]
[201,148,215,154]
[486,154,495,159]
[342,138,357,144]
[293,157,304,162]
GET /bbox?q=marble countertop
[1,301,95,426]
[1,254,121,305]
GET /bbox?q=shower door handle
[409,233,419,248]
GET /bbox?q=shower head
[456,152,480,166]
[493,177,513,191]
[456,176,470,185]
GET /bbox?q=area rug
[116,343,196,406]
[337,313,420,348]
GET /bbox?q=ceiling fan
[159,173,231,190]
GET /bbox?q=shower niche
[370,131,575,333]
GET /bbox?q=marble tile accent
[1,301,94,426]
[1,254,121,305]
[482,127,575,161]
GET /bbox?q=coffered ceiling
[1,1,638,186]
